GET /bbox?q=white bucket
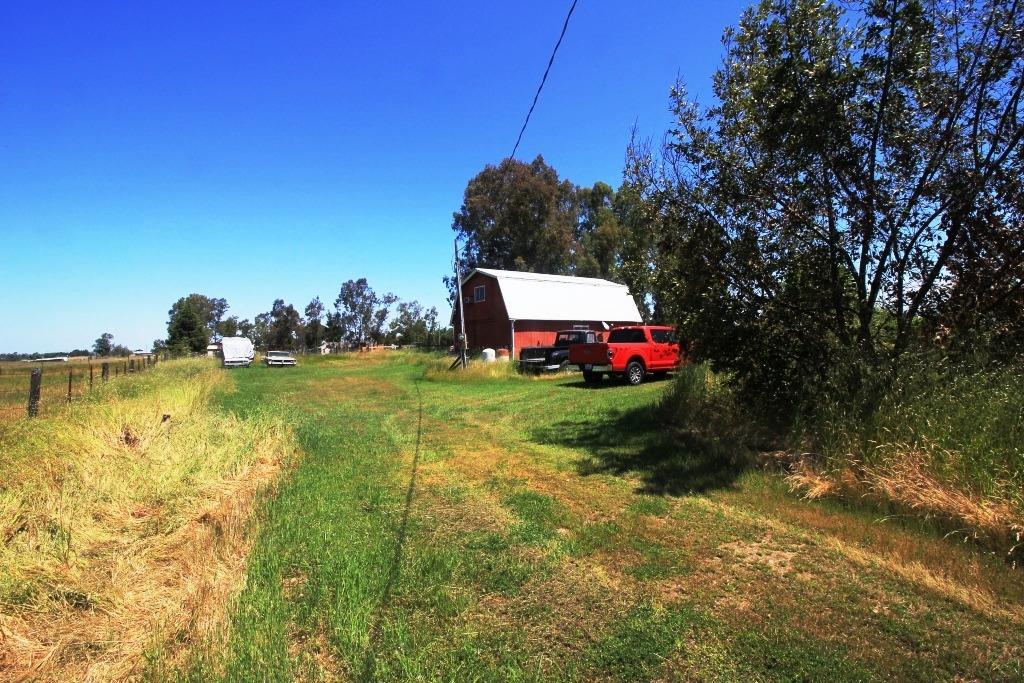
[481,348,496,363]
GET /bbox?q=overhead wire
[507,0,581,161]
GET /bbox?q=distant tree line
[0,331,136,360]
[0,349,93,361]
[162,284,449,355]
[449,0,1024,421]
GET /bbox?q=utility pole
[453,238,468,369]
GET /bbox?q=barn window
[473,284,486,302]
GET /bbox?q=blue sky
[0,1,748,353]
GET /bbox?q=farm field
[172,354,1021,681]
[0,356,152,421]
[3,353,1022,681]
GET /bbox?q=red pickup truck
[568,325,681,385]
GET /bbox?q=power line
[508,0,580,161]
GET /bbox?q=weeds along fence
[0,355,162,420]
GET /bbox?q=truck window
[554,332,580,346]
[608,329,647,343]
[650,330,678,344]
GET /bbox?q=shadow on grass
[560,374,675,390]
[532,402,750,495]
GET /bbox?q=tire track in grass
[359,380,423,682]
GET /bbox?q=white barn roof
[465,268,643,322]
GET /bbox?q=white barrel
[481,348,496,363]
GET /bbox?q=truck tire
[583,369,602,385]
[625,360,645,386]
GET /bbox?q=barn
[452,268,644,356]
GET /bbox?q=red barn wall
[455,273,509,350]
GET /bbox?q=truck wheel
[583,369,602,385]
[625,360,645,385]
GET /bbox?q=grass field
[150,353,1021,681]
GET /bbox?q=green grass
[816,359,1024,500]
[169,352,1023,681]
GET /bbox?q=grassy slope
[187,353,1023,682]
[0,359,293,680]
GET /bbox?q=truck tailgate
[568,343,609,365]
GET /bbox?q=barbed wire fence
[0,355,164,420]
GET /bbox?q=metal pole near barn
[453,238,468,370]
[27,368,41,417]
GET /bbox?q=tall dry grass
[660,359,1024,560]
[422,355,567,383]
[0,358,295,680]
[789,360,1024,558]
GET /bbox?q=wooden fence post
[102,362,109,382]
[67,369,73,404]
[27,369,41,417]
[115,365,119,378]
[129,359,135,374]
[89,364,94,391]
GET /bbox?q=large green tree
[452,156,577,276]
[334,279,396,345]
[166,299,209,354]
[304,297,325,350]
[574,181,625,279]
[267,299,302,350]
[388,300,439,345]
[447,157,631,302]
[217,316,240,338]
[168,294,228,338]
[92,332,114,357]
[632,0,1024,412]
[251,313,271,350]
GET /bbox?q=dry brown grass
[785,447,1024,561]
[422,357,570,383]
[0,359,295,681]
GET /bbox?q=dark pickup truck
[519,329,600,372]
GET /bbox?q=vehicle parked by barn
[568,325,680,385]
[263,350,297,367]
[519,329,600,372]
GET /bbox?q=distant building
[451,268,644,356]
[206,343,221,358]
[319,341,345,355]
[132,350,154,357]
